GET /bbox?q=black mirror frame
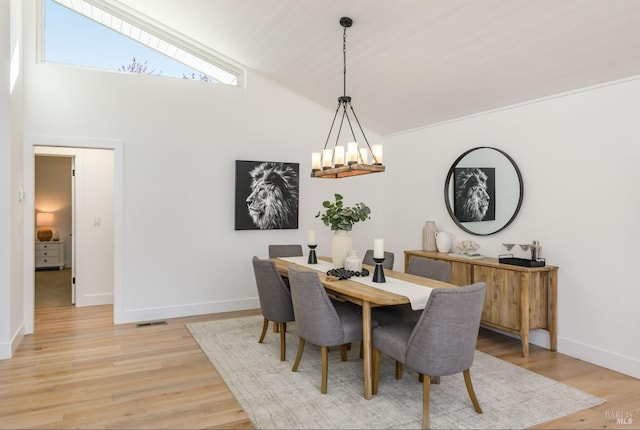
[444,146,524,236]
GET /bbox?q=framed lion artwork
[235,160,299,230]
[454,167,496,222]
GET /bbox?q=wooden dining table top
[271,256,456,307]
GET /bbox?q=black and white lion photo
[235,160,299,230]
[454,167,495,222]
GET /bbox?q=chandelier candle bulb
[373,238,384,258]
[347,142,358,164]
[311,152,322,171]
[372,145,383,165]
[308,230,316,246]
[322,149,333,169]
[334,146,345,167]
[358,147,369,164]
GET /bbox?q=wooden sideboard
[404,250,558,357]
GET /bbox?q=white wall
[383,77,640,378]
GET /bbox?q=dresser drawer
[36,248,60,258]
[35,241,65,269]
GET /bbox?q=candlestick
[372,257,386,283]
[308,244,318,264]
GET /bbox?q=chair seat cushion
[372,323,413,364]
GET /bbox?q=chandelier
[311,17,384,179]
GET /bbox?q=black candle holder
[308,245,318,264]
[372,257,386,283]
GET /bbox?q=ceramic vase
[422,221,438,251]
[344,250,362,272]
[435,231,452,253]
[331,230,353,268]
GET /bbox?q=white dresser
[35,241,65,270]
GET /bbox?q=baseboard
[560,336,640,379]
[76,292,113,307]
[0,321,25,360]
[114,297,260,325]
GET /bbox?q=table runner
[279,256,433,310]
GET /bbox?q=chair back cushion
[268,244,303,258]
[252,257,295,323]
[362,250,394,270]
[406,257,451,282]
[406,282,486,376]
[288,265,346,346]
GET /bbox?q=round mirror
[444,147,523,236]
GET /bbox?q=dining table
[271,255,457,400]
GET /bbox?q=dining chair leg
[463,369,483,414]
[259,318,269,343]
[292,338,305,372]
[430,376,440,384]
[321,346,329,394]
[395,361,403,380]
[372,348,382,395]
[273,321,279,333]
[422,373,431,430]
[340,344,348,361]
[279,322,286,361]
[359,341,363,359]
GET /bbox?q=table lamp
[36,212,54,241]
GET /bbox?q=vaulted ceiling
[119,0,640,136]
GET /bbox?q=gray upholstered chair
[268,244,303,258]
[252,256,295,361]
[362,249,395,270]
[407,257,451,283]
[372,282,487,429]
[287,265,365,394]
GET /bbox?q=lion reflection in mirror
[246,162,299,229]
[455,168,490,222]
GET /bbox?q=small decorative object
[502,243,515,253]
[519,244,530,258]
[316,194,371,268]
[344,250,362,272]
[435,231,452,253]
[372,238,386,283]
[530,240,541,260]
[53,231,60,241]
[422,221,438,251]
[454,239,480,256]
[326,267,369,280]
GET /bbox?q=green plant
[316,193,371,231]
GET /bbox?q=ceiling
[118,0,640,136]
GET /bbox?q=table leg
[362,301,372,400]
[549,269,558,351]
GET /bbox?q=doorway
[24,136,124,333]
[34,154,74,309]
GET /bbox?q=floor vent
[136,321,168,327]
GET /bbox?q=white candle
[347,142,358,164]
[372,144,383,164]
[334,146,345,167]
[308,230,316,245]
[311,152,321,171]
[373,238,384,258]
[322,149,333,169]
[358,147,369,164]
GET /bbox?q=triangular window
[42,0,242,85]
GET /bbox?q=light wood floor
[0,305,637,429]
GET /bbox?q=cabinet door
[446,261,473,286]
[473,266,521,331]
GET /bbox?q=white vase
[344,250,362,272]
[435,231,452,253]
[422,221,438,251]
[331,230,353,268]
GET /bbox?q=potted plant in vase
[316,193,371,268]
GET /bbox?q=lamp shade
[36,212,54,226]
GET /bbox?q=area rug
[187,316,604,429]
